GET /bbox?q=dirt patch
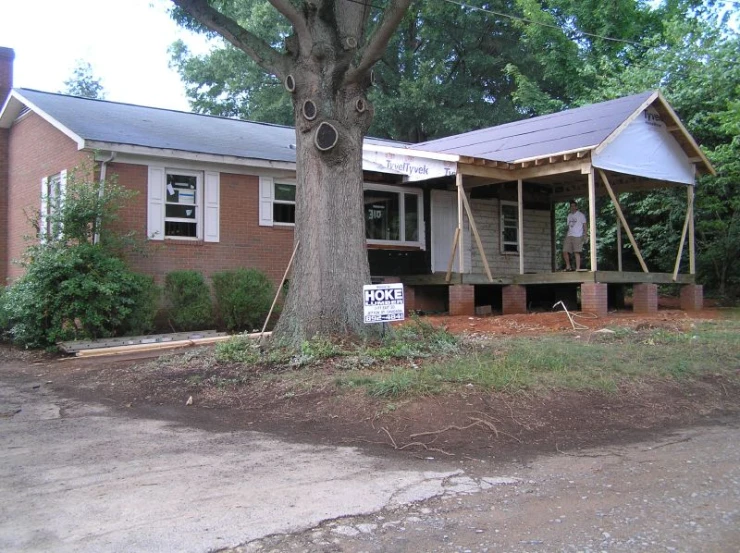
[1,306,738,463]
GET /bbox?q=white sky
[0,0,213,112]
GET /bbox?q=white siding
[470,198,552,275]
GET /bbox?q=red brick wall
[633,283,658,313]
[116,165,295,286]
[680,284,703,311]
[581,282,607,317]
[6,112,89,281]
[0,127,8,284]
[449,284,475,316]
[502,284,527,315]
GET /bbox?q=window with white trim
[259,178,424,248]
[273,182,296,224]
[500,200,519,253]
[165,170,200,238]
[364,184,422,247]
[147,166,220,242]
[40,170,66,241]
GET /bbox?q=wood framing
[598,169,649,273]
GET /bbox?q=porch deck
[402,271,697,286]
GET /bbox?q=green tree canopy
[62,60,106,99]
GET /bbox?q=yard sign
[363,283,405,324]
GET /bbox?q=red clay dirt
[1,304,737,464]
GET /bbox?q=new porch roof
[412,91,713,179]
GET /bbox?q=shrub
[163,270,214,331]
[212,268,274,332]
[0,287,10,338]
[4,243,158,347]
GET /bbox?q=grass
[334,319,740,398]
[144,315,740,400]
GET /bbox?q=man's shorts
[564,235,584,253]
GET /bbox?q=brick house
[0,46,713,316]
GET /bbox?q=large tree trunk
[273,55,376,345]
[170,0,412,346]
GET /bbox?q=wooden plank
[456,172,465,275]
[445,227,461,283]
[598,170,649,273]
[518,179,525,275]
[588,165,598,271]
[75,334,267,358]
[617,218,623,272]
[688,186,696,274]
[58,331,225,354]
[261,240,299,335]
[672,190,694,281]
[460,189,493,282]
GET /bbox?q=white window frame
[500,200,519,254]
[272,180,297,226]
[148,166,219,242]
[259,176,296,227]
[364,183,424,249]
[258,178,425,249]
[164,169,202,240]
[40,169,66,242]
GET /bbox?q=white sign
[363,283,405,324]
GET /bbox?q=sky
[0,0,213,112]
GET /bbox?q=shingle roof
[10,89,402,163]
[412,91,655,163]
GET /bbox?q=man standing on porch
[563,200,588,271]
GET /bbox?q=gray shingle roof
[13,89,402,163]
[412,91,655,163]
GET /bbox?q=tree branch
[346,0,413,84]
[267,0,311,53]
[171,0,291,78]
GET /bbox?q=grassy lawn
[147,311,740,400]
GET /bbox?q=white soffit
[593,107,695,185]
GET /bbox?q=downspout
[94,152,116,245]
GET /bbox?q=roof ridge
[15,87,297,131]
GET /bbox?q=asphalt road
[1,377,738,553]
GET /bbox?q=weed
[215,336,261,364]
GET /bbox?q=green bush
[163,270,214,331]
[0,287,10,338]
[4,243,158,348]
[212,268,274,332]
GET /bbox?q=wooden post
[456,172,465,274]
[445,227,460,283]
[616,218,623,272]
[598,169,649,273]
[518,178,524,275]
[460,190,493,282]
[688,185,696,274]
[673,187,694,281]
[261,240,300,336]
[588,165,598,271]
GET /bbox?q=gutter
[93,152,116,245]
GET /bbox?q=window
[40,170,66,241]
[147,166,220,242]
[258,178,424,248]
[500,201,519,253]
[259,176,296,226]
[165,170,200,238]
[364,185,422,246]
[273,182,296,224]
